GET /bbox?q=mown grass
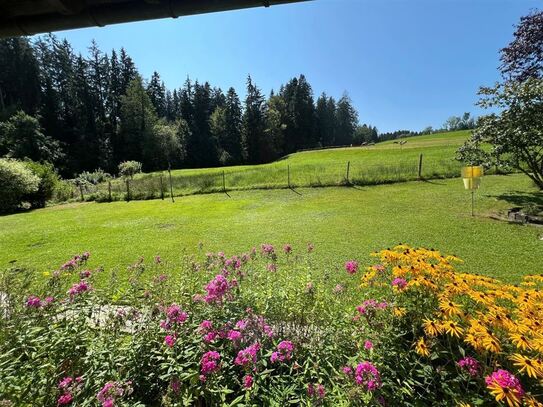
[82,130,472,201]
[1,173,541,284]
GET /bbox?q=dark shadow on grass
[490,191,543,207]
[421,179,447,185]
[289,187,302,196]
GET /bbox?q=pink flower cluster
[61,252,90,271]
[57,376,83,405]
[307,383,326,400]
[355,299,388,316]
[344,362,381,391]
[235,343,260,368]
[260,243,275,256]
[457,357,480,377]
[271,340,294,363]
[67,280,91,298]
[242,374,254,389]
[160,304,188,330]
[25,295,54,309]
[203,274,232,304]
[96,381,133,407]
[391,277,407,290]
[485,369,524,396]
[200,351,221,379]
[283,244,292,254]
[345,260,359,274]
[164,334,176,347]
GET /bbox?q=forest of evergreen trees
[0,36,363,177]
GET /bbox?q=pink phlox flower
[391,277,407,290]
[283,244,292,254]
[354,361,381,391]
[26,295,42,308]
[67,280,91,298]
[364,340,374,350]
[200,351,221,376]
[271,340,294,363]
[345,260,359,274]
[485,369,524,396]
[458,357,481,377]
[243,375,254,389]
[234,343,260,367]
[164,334,176,348]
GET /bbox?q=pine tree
[119,75,158,167]
[335,93,358,145]
[279,74,316,153]
[188,81,217,167]
[242,75,266,164]
[316,93,337,147]
[223,87,243,164]
[146,71,166,118]
[0,37,41,118]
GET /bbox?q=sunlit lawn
[1,172,540,283]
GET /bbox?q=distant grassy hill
[83,130,472,201]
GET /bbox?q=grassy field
[2,172,541,283]
[82,130,472,200]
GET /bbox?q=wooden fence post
[108,180,112,202]
[287,165,291,188]
[160,174,164,200]
[168,167,174,203]
[125,179,130,202]
[346,161,351,184]
[222,171,226,194]
[79,184,85,202]
[418,154,423,179]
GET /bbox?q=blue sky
[44,0,540,132]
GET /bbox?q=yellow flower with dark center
[525,395,543,407]
[415,337,430,357]
[481,333,501,353]
[422,318,442,337]
[442,320,464,338]
[509,354,543,379]
[439,299,463,317]
[509,333,531,351]
[393,307,407,317]
[486,382,523,407]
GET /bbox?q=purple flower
[68,281,91,298]
[345,260,359,274]
[164,334,176,348]
[458,356,480,377]
[235,343,260,368]
[227,330,242,342]
[391,277,407,290]
[243,375,254,389]
[25,295,42,308]
[200,351,221,376]
[260,243,275,255]
[354,361,381,391]
[204,274,231,303]
[364,340,374,350]
[271,340,294,363]
[57,393,73,405]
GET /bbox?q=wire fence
[61,155,495,203]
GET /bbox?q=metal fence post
[346,161,350,184]
[418,154,423,179]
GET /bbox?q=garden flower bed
[0,245,541,406]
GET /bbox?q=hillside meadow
[78,131,473,201]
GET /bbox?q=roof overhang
[0,0,310,38]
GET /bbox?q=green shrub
[0,158,39,213]
[118,161,142,179]
[23,160,59,208]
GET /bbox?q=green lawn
[2,172,541,283]
[84,130,473,200]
